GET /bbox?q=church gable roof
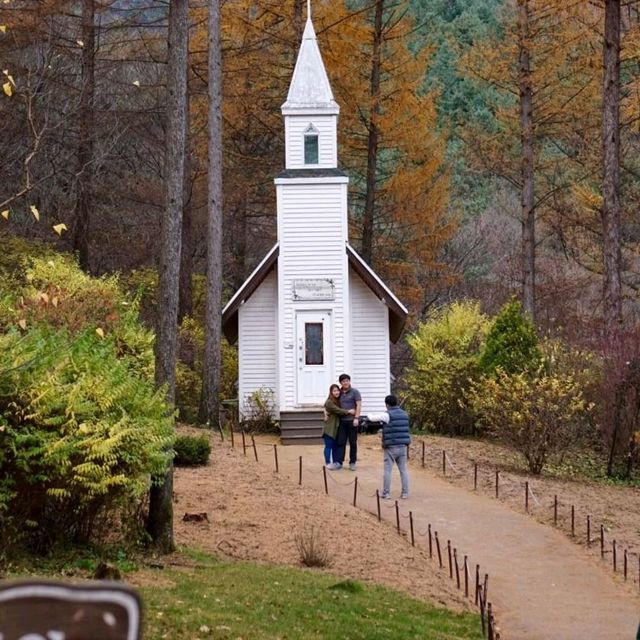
[222,244,279,344]
[346,243,408,342]
[281,17,339,113]
[222,243,408,344]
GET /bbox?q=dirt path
[266,435,640,640]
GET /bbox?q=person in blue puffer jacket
[367,394,411,500]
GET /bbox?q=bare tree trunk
[293,0,305,41]
[199,0,223,426]
[231,202,247,290]
[603,0,623,476]
[147,0,189,552]
[602,0,622,352]
[73,0,95,272]
[179,106,194,322]
[361,0,384,265]
[518,0,535,323]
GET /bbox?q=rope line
[527,483,542,507]
[303,465,324,475]
[326,471,357,486]
[444,451,461,474]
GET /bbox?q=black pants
[335,417,357,465]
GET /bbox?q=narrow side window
[303,124,319,164]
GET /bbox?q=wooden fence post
[322,466,328,494]
[273,444,279,473]
[571,505,575,537]
[298,456,302,485]
[454,548,460,589]
[488,602,494,640]
[464,555,469,597]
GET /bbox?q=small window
[303,123,319,164]
[305,322,324,365]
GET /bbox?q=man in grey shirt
[328,373,362,470]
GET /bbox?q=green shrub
[466,370,590,474]
[0,255,174,554]
[123,271,240,425]
[174,435,211,466]
[242,388,278,434]
[480,298,541,375]
[402,301,489,434]
[175,316,238,423]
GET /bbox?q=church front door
[295,310,332,405]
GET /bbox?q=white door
[296,311,332,405]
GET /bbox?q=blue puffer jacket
[382,406,411,448]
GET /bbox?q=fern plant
[0,254,174,554]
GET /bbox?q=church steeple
[282,13,338,114]
[281,6,339,169]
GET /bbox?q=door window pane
[305,322,323,365]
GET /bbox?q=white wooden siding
[238,269,279,418]
[349,270,390,414]
[285,116,337,169]
[276,181,349,409]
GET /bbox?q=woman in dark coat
[323,384,354,466]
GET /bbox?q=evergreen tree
[480,298,541,375]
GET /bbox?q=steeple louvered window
[303,124,319,165]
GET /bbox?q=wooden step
[279,410,324,444]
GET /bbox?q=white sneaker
[326,462,342,470]
[349,462,357,471]
[380,493,391,500]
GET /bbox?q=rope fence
[407,438,640,593]
[212,422,640,638]
[215,423,640,602]
[215,426,501,640]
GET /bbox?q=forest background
[2,0,640,548]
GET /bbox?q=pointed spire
[282,7,338,113]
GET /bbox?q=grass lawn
[141,550,483,640]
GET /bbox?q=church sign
[292,279,335,301]
[0,581,141,640]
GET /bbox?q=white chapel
[222,7,408,443]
